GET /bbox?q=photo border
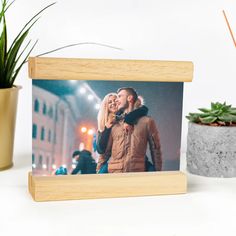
[28,57,193,202]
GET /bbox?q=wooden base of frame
[28,171,187,202]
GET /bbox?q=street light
[79,87,86,94]
[52,164,57,170]
[81,127,87,133]
[95,103,100,110]
[69,80,77,84]
[88,94,94,101]
[88,129,94,135]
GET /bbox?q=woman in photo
[96,92,149,173]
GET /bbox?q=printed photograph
[32,80,183,176]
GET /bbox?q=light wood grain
[28,57,193,82]
[28,172,35,199]
[28,171,187,202]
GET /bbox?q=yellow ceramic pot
[0,85,22,170]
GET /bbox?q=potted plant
[0,0,55,170]
[186,102,236,177]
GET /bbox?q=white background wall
[10,0,236,156]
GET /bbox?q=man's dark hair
[117,87,138,102]
[72,149,91,158]
[72,150,81,158]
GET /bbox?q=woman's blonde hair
[134,95,144,109]
[97,93,117,132]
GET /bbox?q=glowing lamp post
[81,127,87,133]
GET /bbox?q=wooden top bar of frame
[28,57,193,82]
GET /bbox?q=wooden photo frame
[28,57,193,202]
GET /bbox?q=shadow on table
[13,152,31,170]
[187,172,210,193]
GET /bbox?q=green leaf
[211,102,216,110]
[229,108,236,115]
[198,112,214,118]
[0,1,56,88]
[5,18,40,84]
[188,112,198,116]
[186,115,198,122]
[198,108,211,113]
[9,40,38,87]
[0,0,7,23]
[199,116,217,124]
[186,113,201,122]
[232,116,236,123]
[210,109,222,116]
[219,114,236,123]
[189,102,236,125]
[0,15,7,85]
[0,1,14,25]
[5,40,32,87]
[8,2,56,54]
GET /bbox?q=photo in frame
[28,57,193,201]
[32,80,183,176]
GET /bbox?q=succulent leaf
[198,108,211,113]
[199,116,217,124]
[187,102,236,125]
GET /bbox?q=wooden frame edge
[28,171,187,202]
[28,57,194,82]
[28,57,36,79]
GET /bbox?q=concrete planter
[187,122,236,177]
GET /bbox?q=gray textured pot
[187,122,236,177]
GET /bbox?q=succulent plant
[186,102,236,126]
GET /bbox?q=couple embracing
[96,87,162,173]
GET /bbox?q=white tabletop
[0,153,235,236]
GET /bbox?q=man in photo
[96,92,149,173]
[71,150,97,175]
[98,87,162,173]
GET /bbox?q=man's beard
[115,101,129,120]
[118,101,129,112]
